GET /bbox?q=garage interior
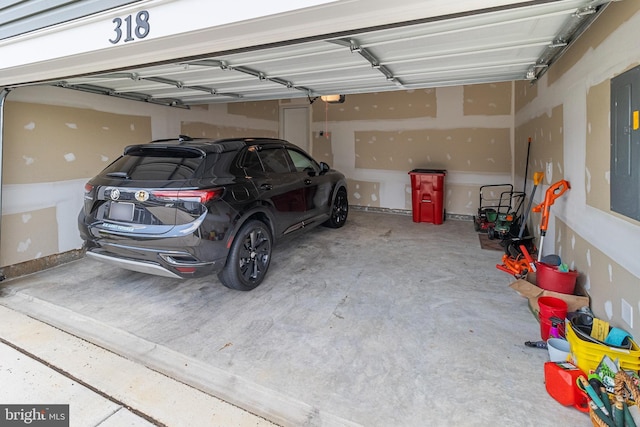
[1,0,640,426]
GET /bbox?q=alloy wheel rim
[333,194,348,223]
[239,229,270,281]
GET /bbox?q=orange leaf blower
[532,179,570,262]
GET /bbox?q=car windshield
[102,151,205,181]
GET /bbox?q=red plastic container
[536,262,578,294]
[408,169,446,224]
[539,296,567,340]
[544,361,589,413]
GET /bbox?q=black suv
[78,136,348,290]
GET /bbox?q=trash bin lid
[408,169,447,174]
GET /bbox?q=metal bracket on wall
[330,38,404,88]
[525,1,613,82]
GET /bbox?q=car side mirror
[319,162,330,175]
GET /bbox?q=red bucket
[536,262,578,294]
[539,296,568,340]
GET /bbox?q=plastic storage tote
[566,320,640,374]
[408,169,446,224]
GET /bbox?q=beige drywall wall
[585,79,610,213]
[347,179,380,208]
[463,82,511,116]
[228,100,279,121]
[514,104,564,187]
[311,132,334,167]
[514,2,640,337]
[354,128,511,172]
[443,183,485,217]
[181,121,278,139]
[312,84,514,217]
[182,101,280,138]
[3,101,150,184]
[312,90,437,122]
[555,218,639,325]
[514,80,537,114]
[0,207,59,267]
[1,99,152,267]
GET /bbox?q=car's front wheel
[323,187,348,228]
[219,220,272,291]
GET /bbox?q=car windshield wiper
[106,171,131,179]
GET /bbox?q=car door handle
[260,184,273,190]
[304,179,312,185]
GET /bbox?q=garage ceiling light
[320,94,345,103]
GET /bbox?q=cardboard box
[510,274,590,319]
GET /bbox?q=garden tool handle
[532,171,544,186]
[519,244,536,272]
[517,171,544,239]
[532,179,571,232]
[577,376,610,417]
[496,263,514,275]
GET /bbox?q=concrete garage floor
[0,210,589,426]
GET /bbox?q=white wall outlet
[622,298,633,328]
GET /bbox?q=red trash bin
[408,169,446,224]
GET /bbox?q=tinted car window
[102,152,203,181]
[241,148,264,174]
[259,148,292,173]
[287,149,319,173]
[198,153,226,179]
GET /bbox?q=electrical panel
[611,65,640,221]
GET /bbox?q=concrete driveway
[0,210,589,426]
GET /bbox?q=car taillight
[152,188,223,203]
[84,183,94,200]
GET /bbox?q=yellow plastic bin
[567,322,640,373]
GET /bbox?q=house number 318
[109,10,150,44]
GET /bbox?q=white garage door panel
[0,0,142,41]
[0,0,610,106]
[0,0,338,74]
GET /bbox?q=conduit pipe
[0,87,11,280]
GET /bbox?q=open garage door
[0,0,618,273]
[0,0,613,106]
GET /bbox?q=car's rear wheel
[219,220,272,291]
[324,187,348,228]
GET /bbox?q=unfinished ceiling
[37,0,612,107]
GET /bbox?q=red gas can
[544,361,589,412]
